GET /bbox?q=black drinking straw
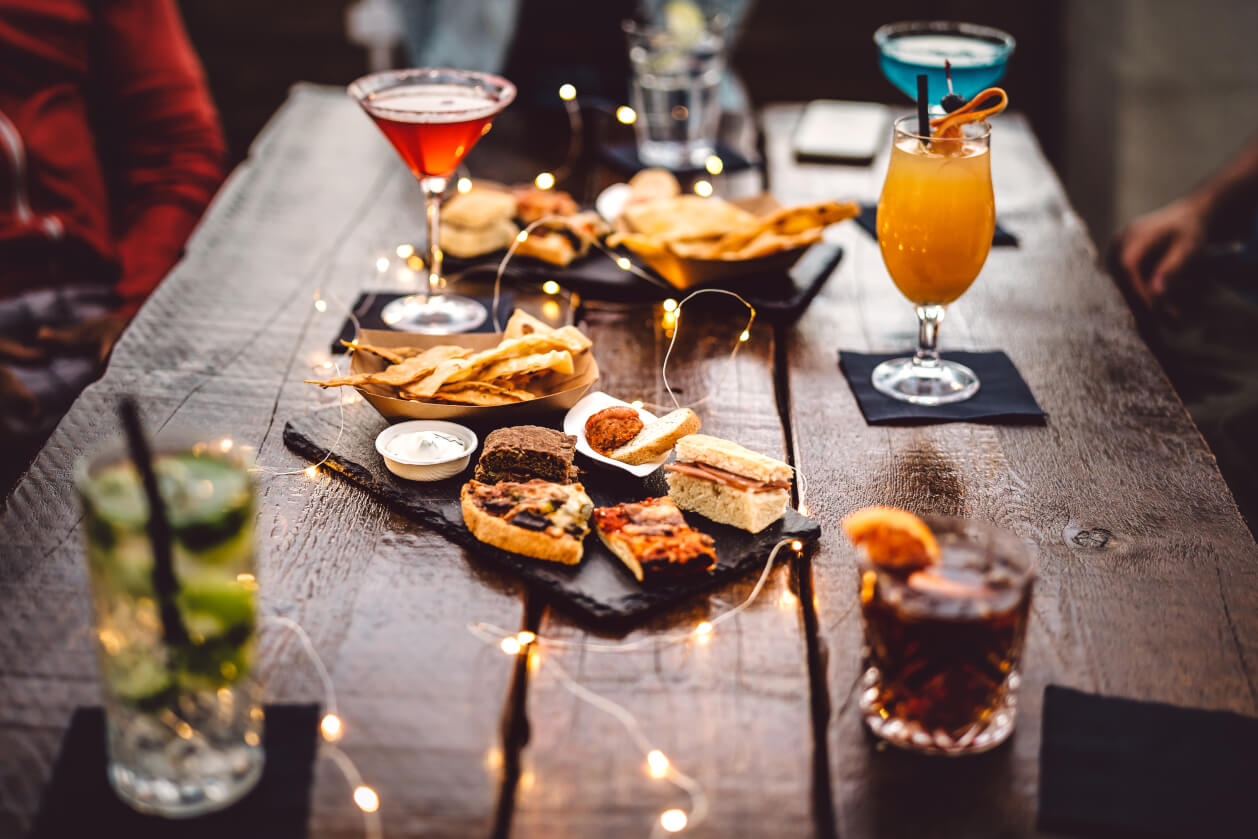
[118,397,188,645]
[916,73,930,145]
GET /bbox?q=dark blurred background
[177,0,1258,250]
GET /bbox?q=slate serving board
[446,241,843,323]
[283,402,821,629]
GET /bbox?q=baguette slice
[666,471,789,534]
[673,434,793,484]
[610,408,701,465]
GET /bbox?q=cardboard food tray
[350,329,599,421]
[283,402,821,629]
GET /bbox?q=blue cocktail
[875,21,1014,108]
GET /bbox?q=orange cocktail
[869,96,1003,407]
[876,131,994,305]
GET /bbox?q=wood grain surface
[0,86,1254,839]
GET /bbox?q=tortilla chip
[503,309,553,340]
[477,349,573,382]
[755,201,859,235]
[550,325,592,354]
[724,228,824,260]
[341,341,408,364]
[307,345,469,389]
[424,380,535,406]
[622,195,758,241]
[605,232,669,257]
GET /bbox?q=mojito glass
[77,437,264,816]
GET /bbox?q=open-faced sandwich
[592,496,716,583]
[665,434,793,533]
[461,424,591,564]
[461,479,593,565]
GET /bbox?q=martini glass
[874,21,1014,111]
[349,68,516,333]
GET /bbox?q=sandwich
[665,434,793,533]
[609,407,701,465]
[461,479,592,564]
[440,188,520,258]
[592,497,716,583]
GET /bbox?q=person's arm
[94,0,226,312]
[1116,133,1258,310]
[39,0,226,360]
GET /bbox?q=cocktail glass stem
[421,176,446,303]
[914,304,945,364]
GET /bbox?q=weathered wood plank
[763,103,1258,837]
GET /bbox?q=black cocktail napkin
[855,203,1018,247]
[838,350,1045,424]
[599,141,757,177]
[1039,685,1258,837]
[331,291,515,352]
[31,704,320,839]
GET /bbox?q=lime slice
[106,655,176,711]
[177,579,256,636]
[664,1,706,47]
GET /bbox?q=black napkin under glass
[1039,685,1258,837]
[31,704,320,839]
[838,350,1045,424]
[855,203,1018,247]
[331,292,515,352]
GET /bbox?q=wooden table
[2,86,1255,838]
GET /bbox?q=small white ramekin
[375,420,477,482]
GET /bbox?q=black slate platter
[457,240,843,323]
[283,402,821,629]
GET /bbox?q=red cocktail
[349,69,516,333]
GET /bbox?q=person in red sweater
[0,0,225,492]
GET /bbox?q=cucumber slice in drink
[105,655,177,711]
[177,579,256,638]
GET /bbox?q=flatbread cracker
[477,349,574,382]
[622,195,758,241]
[426,381,534,406]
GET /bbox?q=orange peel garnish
[929,87,1008,141]
[841,506,941,569]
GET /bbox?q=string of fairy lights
[239,82,805,837]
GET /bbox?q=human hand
[0,364,41,423]
[37,311,130,365]
[1115,197,1210,314]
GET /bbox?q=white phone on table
[792,100,889,165]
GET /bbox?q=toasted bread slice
[672,434,792,484]
[460,480,591,564]
[609,408,701,465]
[665,471,789,533]
[592,497,716,583]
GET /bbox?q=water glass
[623,15,726,169]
